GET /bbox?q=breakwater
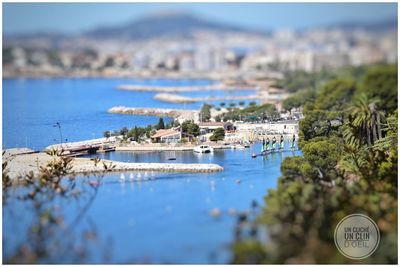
[4,152,223,179]
[117,83,255,93]
[154,93,261,104]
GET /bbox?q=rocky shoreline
[153,92,261,104]
[117,83,255,93]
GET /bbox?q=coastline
[3,152,223,180]
[107,106,199,122]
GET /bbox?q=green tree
[145,125,154,138]
[232,64,398,264]
[359,65,397,113]
[210,128,225,142]
[200,104,212,122]
[119,127,129,136]
[347,94,385,146]
[103,130,111,138]
[157,118,165,130]
[282,88,315,111]
[181,120,200,137]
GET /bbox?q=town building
[151,129,181,143]
[198,122,234,134]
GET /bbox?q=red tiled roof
[151,129,180,138]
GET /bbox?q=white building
[234,120,299,135]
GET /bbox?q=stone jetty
[116,83,255,93]
[4,152,223,180]
[153,93,261,104]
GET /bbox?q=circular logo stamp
[334,214,380,260]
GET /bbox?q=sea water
[2,78,291,263]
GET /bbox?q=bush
[210,128,225,142]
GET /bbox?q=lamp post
[53,121,63,147]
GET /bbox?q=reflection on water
[2,78,257,150]
[4,145,300,263]
[8,143,297,264]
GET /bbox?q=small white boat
[193,145,213,153]
[120,173,126,181]
[129,173,134,181]
[231,144,246,149]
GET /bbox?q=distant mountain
[327,17,397,31]
[4,12,396,46]
[84,12,265,40]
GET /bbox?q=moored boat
[194,145,213,153]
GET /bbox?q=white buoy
[144,172,148,177]
[120,173,125,181]
[137,173,142,178]
[129,173,134,181]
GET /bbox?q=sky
[3,3,397,34]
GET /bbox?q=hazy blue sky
[3,3,397,34]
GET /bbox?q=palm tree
[350,94,384,146]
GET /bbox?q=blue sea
[2,78,295,264]
[2,78,256,150]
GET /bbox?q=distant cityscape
[3,13,397,78]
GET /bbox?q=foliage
[220,103,279,122]
[232,64,398,264]
[119,127,129,136]
[157,117,165,130]
[209,128,225,142]
[3,150,113,263]
[358,65,397,113]
[273,69,336,92]
[181,120,200,137]
[103,130,111,138]
[282,88,315,111]
[200,104,212,122]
